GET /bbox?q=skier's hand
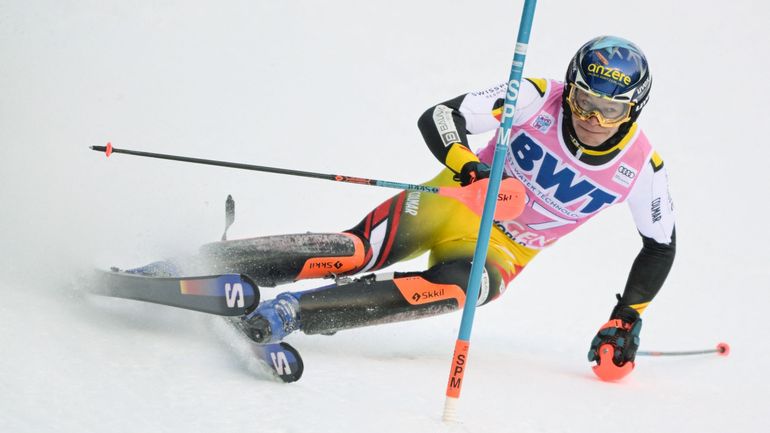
[455,161,491,186]
[587,296,642,381]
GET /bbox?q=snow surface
[2,1,769,432]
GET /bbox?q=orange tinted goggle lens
[567,85,632,127]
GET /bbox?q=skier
[133,36,675,378]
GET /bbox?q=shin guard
[295,261,481,335]
[200,233,367,286]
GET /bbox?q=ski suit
[202,78,675,335]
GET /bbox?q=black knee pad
[415,260,502,305]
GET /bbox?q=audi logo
[617,166,636,178]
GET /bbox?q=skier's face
[567,85,633,127]
[571,114,620,147]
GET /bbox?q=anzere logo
[587,63,632,86]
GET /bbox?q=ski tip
[253,342,304,383]
[717,342,730,357]
[278,342,304,383]
[239,274,260,309]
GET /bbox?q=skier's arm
[622,229,676,308]
[417,80,542,174]
[621,155,676,313]
[416,93,488,175]
[587,155,675,374]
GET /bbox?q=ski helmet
[565,36,651,125]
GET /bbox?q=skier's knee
[409,260,503,306]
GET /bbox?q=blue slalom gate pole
[442,0,537,422]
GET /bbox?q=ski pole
[90,143,525,220]
[637,342,730,357]
[442,0,537,423]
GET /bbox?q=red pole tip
[717,342,730,357]
[105,142,113,157]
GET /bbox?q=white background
[1,1,768,432]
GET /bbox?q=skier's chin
[572,118,617,147]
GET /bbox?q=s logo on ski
[225,283,245,308]
[270,351,292,375]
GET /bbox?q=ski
[251,341,304,383]
[89,269,304,382]
[89,270,259,316]
[224,318,304,383]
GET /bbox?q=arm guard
[620,228,676,312]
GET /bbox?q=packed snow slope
[1,1,768,432]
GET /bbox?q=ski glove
[455,161,491,186]
[588,295,642,381]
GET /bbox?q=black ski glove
[455,161,491,186]
[588,295,642,381]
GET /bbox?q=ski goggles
[566,84,634,127]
